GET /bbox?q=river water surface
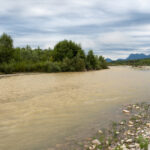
[0,66,150,150]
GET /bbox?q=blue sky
[1,0,150,59]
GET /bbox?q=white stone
[123,110,130,114]
[128,124,134,127]
[135,143,140,148]
[128,144,135,148]
[120,121,124,125]
[89,145,96,150]
[129,121,134,125]
[92,139,101,145]
[98,130,103,134]
[126,139,133,143]
[121,144,129,150]
[135,106,140,109]
[146,123,150,128]
[116,131,120,134]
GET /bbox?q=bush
[0,33,14,63]
[0,61,62,74]
[53,40,85,62]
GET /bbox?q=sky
[1,0,150,59]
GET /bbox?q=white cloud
[98,32,130,44]
[1,0,150,58]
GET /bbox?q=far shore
[1,65,150,78]
[0,67,109,78]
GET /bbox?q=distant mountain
[117,58,125,61]
[106,53,150,62]
[105,58,113,62]
[126,53,150,60]
[115,53,150,61]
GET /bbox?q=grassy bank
[83,103,150,150]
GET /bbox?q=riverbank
[0,67,109,79]
[0,61,108,74]
[84,102,150,150]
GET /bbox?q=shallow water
[0,66,150,150]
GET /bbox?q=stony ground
[84,102,150,150]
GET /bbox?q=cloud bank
[1,0,150,59]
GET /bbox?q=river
[0,66,150,150]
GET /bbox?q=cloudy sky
[1,0,150,59]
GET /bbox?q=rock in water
[123,109,130,114]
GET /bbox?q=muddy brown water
[0,66,150,150]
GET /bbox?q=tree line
[109,59,150,67]
[0,33,108,74]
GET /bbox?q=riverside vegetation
[109,59,150,67]
[0,33,108,74]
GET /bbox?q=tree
[14,47,21,62]
[0,33,14,63]
[61,57,74,71]
[99,56,108,69]
[86,50,97,70]
[53,40,83,61]
[73,56,85,71]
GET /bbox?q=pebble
[129,121,134,125]
[128,124,134,127]
[89,145,96,150]
[126,139,133,143]
[116,131,120,134]
[92,139,101,145]
[146,123,150,128]
[123,109,130,114]
[120,121,124,125]
[135,106,140,109]
[128,144,136,148]
[98,130,103,134]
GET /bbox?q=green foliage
[0,33,14,63]
[109,58,150,66]
[86,50,108,70]
[73,56,86,71]
[0,33,108,74]
[86,50,96,70]
[13,46,52,62]
[61,57,74,72]
[99,56,108,69]
[53,40,83,61]
[0,61,61,74]
[137,135,149,150]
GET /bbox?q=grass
[137,135,149,150]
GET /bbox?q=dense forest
[108,59,150,66]
[0,33,108,74]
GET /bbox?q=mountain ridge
[106,53,150,62]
